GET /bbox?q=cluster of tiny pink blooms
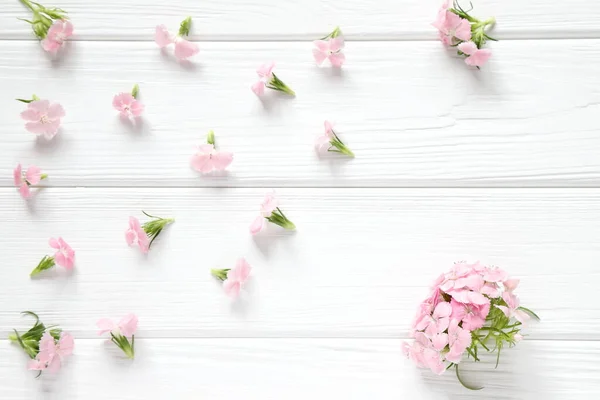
[13,163,47,199]
[9,312,73,374]
[126,211,175,253]
[251,62,296,97]
[250,191,296,235]
[191,130,233,174]
[313,27,345,68]
[113,84,144,118]
[97,314,138,359]
[30,237,75,277]
[403,261,538,389]
[18,96,65,140]
[18,0,73,54]
[211,258,252,297]
[154,17,199,61]
[432,1,496,68]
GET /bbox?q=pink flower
[13,163,43,199]
[260,191,279,216]
[403,332,430,368]
[496,292,530,324]
[97,314,139,337]
[41,20,73,54]
[480,282,501,298]
[315,120,336,151]
[223,258,252,297]
[430,332,448,351]
[483,266,508,282]
[450,299,490,331]
[174,38,199,60]
[20,99,65,139]
[457,41,492,67]
[313,37,345,67]
[251,62,275,96]
[125,216,149,253]
[445,319,471,362]
[432,1,471,46]
[503,278,520,293]
[113,93,144,118]
[28,332,74,373]
[423,348,446,375]
[191,144,233,173]
[49,237,75,270]
[423,302,452,336]
[154,25,173,48]
[249,215,266,235]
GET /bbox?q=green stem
[455,364,483,391]
[211,268,230,281]
[473,17,496,29]
[207,130,215,145]
[19,0,36,12]
[178,16,192,36]
[267,208,296,230]
[131,84,140,99]
[330,138,354,157]
[30,255,56,277]
[40,174,48,180]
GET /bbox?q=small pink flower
[450,298,490,331]
[503,278,520,293]
[260,191,279,216]
[125,216,149,253]
[113,92,144,118]
[496,292,530,324]
[446,319,471,361]
[483,266,508,282]
[191,144,233,173]
[49,237,75,270]
[423,348,446,375]
[13,163,44,199]
[250,191,296,233]
[315,120,335,151]
[154,25,173,48]
[251,62,276,96]
[424,302,452,336]
[222,258,252,297]
[28,332,74,373]
[174,38,199,60]
[457,41,492,67]
[97,314,139,337]
[41,20,73,54]
[313,37,345,67]
[20,99,65,139]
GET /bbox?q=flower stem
[19,0,35,11]
[267,208,296,230]
[30,255,56,277]
[131,84,140,99]
[207,130,215,145]
[40,173,48,180]
[455,364,483,391]
[211,268,230,281]
[329,138,354,157]
[268,73,296,96]
[178,16,193,36]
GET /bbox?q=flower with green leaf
[315,121,354,157]
[126,211,175,253]
[251,62,296,97]
[18,0,73,53]
[154,16,199,60]
[97,314,138,359]
[250,191,296,234]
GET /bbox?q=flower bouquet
[403,261,539,389]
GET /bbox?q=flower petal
[249,215,265,235]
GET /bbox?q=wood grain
[2,188,598,339]
[1,339,599,399]
[2,0,600,40]
[1,40,600,188]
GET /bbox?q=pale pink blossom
[419,302,452,336]
[423,348,446,375]
[403,332,430,368]
[483,266,508,282]
[480,282,501,298]
[113,93,144,118]
[222,258,252,297]
[445,319,471,362]
[28,332,74,373]
[503,278,520,293]
[20,99,65,139]
[191,144,233,173]
[97,314,138,337]
[154,25,173,48]
[260,191,279,216]
[430,332,448,351]
[41,20,73,54]
[432,1,471,46]
[457,41,492,67]
[249,216,266,235]
[313,37,345,67]
[496,292,530,324]
[13,163,43,199]
[125,216,149,253]
[251,62,275,96]
[450,298,490,331]
[49,237,75,270]
[174,38,199,60]
[315,120,336,151]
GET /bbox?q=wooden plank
[1,338,598,398]
[1,41,600,188]
[2,188,599,339]
[2,0,600,40]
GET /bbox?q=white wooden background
[1,0,599,398]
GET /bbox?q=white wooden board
[1,40,599,188]
[2,0,600,40]
[1,339,599,399]
[2,188,598,340]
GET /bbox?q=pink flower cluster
[28,332,74,372]
[403,261,535,379]
[13,164,45,199]
[432,1,495,67]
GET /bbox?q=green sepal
[141,211,175,249]
[211,268,230,281]
[178,16,193,37]
[207,130,215,145]
[30,255,56,277]
[266,207,296,230]
[267,73,296,96]
[131,84,140,99]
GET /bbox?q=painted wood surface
[1,41,599,188]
